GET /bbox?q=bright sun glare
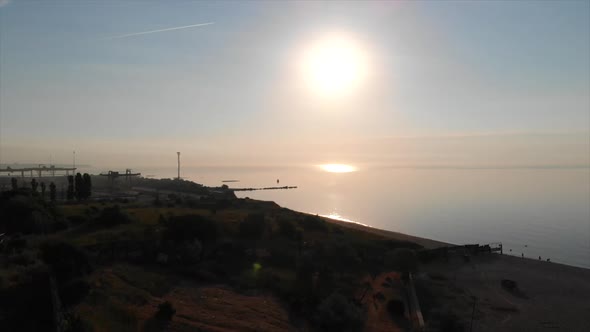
[302,35,368,97]
[319,164,357,173]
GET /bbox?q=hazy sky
[1,0,588,168]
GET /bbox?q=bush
[8,252,36,266]
[67,215,89,225]
[300,215,327,232]
[60,279,90,308]
[266,246,297,268]
[40,241,91,283]
[239,213,267,241]
[316,293,364,332]
[176,240,202,265]
[276,218,297,239]
[94,205,131,227]
[155,301,176,321]
[63,311,93,332]
[311,239,361,273]
[439,310,464,332]
[53,219,69,232]
[384,248,418,274]
[0,192,55,234]
[163,215,218,245]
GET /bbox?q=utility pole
[73,151,76,170]
[177,152,181,180]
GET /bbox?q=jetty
[231,185,297,192]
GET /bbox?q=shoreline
[281,204,590,271]
[319,214,450,250]
[323,213,590,271]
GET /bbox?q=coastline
[292,204,590,271]
[319,214,450,250]
[294,202,590,330]
[304,203,590,331]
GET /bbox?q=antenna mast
[177,152,181,180]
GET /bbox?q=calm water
[89,165,590,269]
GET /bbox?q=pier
[231,185,297,191]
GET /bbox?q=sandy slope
[418,254,590,332]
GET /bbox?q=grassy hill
[0,182,425,332]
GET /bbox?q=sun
[301,35,368,97]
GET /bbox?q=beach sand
[418,254,590,331]
[324,216,590,331]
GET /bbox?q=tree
[49,182,57,202]
[30,178,39,192]
[82,173,92,199]
[74,173,83,200]
[40,182,46,198]
[11,177,17,191]
[66,176,74,201]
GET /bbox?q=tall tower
[177,152,181,180]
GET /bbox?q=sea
[6,163,590,269]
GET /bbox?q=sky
[0,0,588,168]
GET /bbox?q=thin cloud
[0,0,11,8]
[103,22,214,40]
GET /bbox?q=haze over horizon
[1,0,588,169]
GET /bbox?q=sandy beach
[324,216,590,331]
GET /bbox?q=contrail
[104,22,214,39]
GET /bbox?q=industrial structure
[0,165,77,178]
[99,169,141,186]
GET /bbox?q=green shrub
[63,311,93,332]
[60,278,90,308]
[53,218,69,232]
[94,205,131,227]
[176,240,202,265]
[40,241,91,282]
[316,293,364,332]
[0,192,55,234]
[67,215,89,225]
[384,248,418,274]
[300,215,327,232]
[239,213,267,240]
[276,218,297,239]
[163,215,218,245]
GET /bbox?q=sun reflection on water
[322,212,370,227]
[319,164,357,173]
